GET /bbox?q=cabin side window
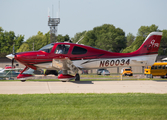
[72,46,87,55]
[55,44,70,54]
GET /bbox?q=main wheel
[75,73,80,81]
[21,80,26,82]
[61,81,67,82]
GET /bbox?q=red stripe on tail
[132,32,162,55]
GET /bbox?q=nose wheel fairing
[17,74,33,79]
[17,66,34,81]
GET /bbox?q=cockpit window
[39,43,54,53]
[55,44,70,54]
[72,46,87,55]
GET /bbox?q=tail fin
[133,32,162,55]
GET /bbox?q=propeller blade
[12,58,14,68]
[13,43,15,55]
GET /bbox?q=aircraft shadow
[153,80,167,82]
[70,81,94,84]
[35,80,94,84]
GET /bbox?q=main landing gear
[75,73,80,81]
[57,70,80,82]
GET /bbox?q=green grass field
[0,93,167,120]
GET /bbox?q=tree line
[0,24,167,58]
[72,24,167,55]
[0,27,24,57]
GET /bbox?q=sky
[0,0,167,41]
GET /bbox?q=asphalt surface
[0,80,167,94]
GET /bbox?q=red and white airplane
[6,32,162,82]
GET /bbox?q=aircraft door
[54,44,71,58]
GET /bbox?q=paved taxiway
[0,81,167,94]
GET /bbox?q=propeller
[11,44,15,68]
[12,58,14,68]
[6,44,16,63]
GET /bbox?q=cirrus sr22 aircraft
[6,32,162,82]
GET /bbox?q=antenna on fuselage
[76,31,87,44]
[76,36,84,44]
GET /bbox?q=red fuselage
[15,33,162,70]
[15,42,128,69]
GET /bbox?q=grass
[0,93,167,120]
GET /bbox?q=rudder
[133,32,162,55]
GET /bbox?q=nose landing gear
[17,66,33,82]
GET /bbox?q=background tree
[0,27,24,57]
[126,33,135,47]
[82,30,96,47]
[16,31,70,52]
[57,34,70,42]
[137,24,159,37]
[158,30,167,55]
[16,43,30,52]
[71,31,86,43]
[0,27,3,32]
[122,36,145,53]
[80,24,126,52]
[122,24,160,53]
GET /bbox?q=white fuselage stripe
[34,54,157,70]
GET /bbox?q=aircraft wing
[52,58,79,73]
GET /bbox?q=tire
[21,80,26,82]
[75,73,80,81]
[62,81,67,82]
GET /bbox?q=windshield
[39,44,54,53]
